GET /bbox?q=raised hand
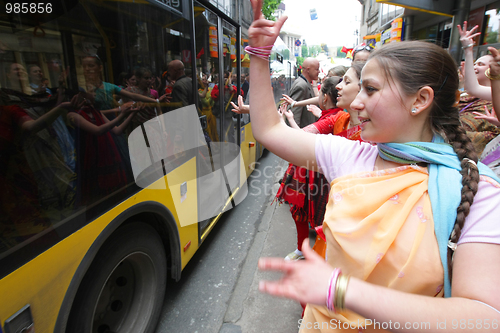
[280,94,294,107]
[473,105,500,126]
[248,0,287,48]
[120,101,136,114]
[488,46,500,76]
[307,104,322,118]
[457,21,481,48]
[230,95,249,114]
[277,103,286,123]
[258,239,333,305]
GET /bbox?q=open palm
[248,0,287,48]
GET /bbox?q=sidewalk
[220,157,307,333]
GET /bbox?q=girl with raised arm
[248,1,500,331]
[457,22,500,155]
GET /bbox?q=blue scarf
[378,135,500,297]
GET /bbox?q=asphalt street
[155,151,303,333]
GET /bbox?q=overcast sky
[280,0,362,48]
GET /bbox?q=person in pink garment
[246,0,500,331]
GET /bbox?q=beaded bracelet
[326,268,341,312]
[485,68,500,80]
[245,45,273,61]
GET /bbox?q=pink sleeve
[315,134,378,183]
[458,176,500,245]
[150,89,159,99]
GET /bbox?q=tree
[321,43,328,53]
[282,49,290,60]
[262,0,282,21]
[296,56,304,67]
[301,45,309,58]
[309,45,322,57]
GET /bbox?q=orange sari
[301,165,444,332]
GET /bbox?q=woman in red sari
[276,66,365,261]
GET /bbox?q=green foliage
[282,49,290,60]
[296,56,304,66]
[486,31,499,45]
[309,45,322,57]
[301,45,309,57]
[262,0,282,21]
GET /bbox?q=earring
[411,108,417,114]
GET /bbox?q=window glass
[0,0,196,268]
[484,8,500,45]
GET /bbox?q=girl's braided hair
[369,41,479,277]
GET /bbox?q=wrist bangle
[485,68,500,80]
[333,273,350,313]
[326,268,341,312]
[291,101,297,108]
[462,43,474,50]
[156,98,160,103]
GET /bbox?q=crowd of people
[0,54,247,251]
[241,0,500,331]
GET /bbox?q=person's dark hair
[134,67,151,79]
[350,61,365,80]
[370,41,477,277]
[118,71,132,85]
[320,76,341,106]
[328,65,348,77]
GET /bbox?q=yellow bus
[0,0,263,332]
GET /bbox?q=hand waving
[230,95,249,114]
[258,239,333,305]
[473,106,500,126]
[248,0,287,48]
[488,46,500,76]
[280,94,294,108]
[307,104,322,118]
[457,21,481,48]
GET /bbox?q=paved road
[155,151,303,333]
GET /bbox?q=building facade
[358,0,500,62]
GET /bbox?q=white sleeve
[458,177,500,245]
[315,134,378,183]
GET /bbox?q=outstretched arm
[259,239,500,333]
[458,22,492,100]
[281,94,319,108]
[248,0,316,169]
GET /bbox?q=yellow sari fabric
[301,166,444,333]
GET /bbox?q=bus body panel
[0,158,200,332]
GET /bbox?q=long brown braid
[370,41,480,278]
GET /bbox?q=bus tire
[66,222,167,333]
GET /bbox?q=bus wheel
[66,222,167,333]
